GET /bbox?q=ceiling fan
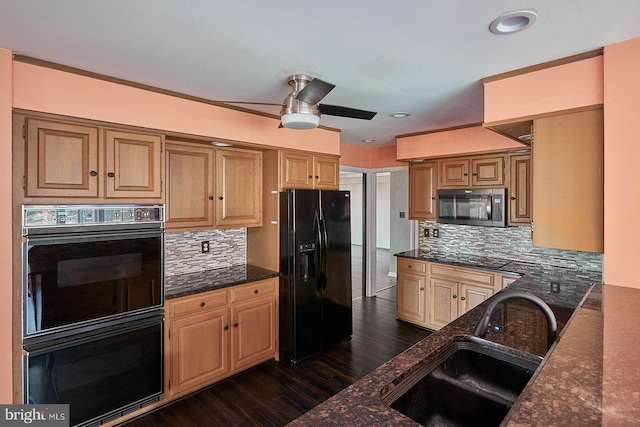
[216,74,377,130]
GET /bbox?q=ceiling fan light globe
[281,112,320,130]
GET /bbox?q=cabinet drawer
[230,278,277,303]
[429,264,494,287]
[168,289,228,318]
[397,258,427,274]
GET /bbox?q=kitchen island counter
[288,283,612,426]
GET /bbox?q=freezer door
[279,190,323,362]
[320,190,353,347]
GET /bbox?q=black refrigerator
[279,189,352,364]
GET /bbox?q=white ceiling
[1,1,639,147]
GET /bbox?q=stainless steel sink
[382,336,542,427]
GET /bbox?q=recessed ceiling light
[489,9,538,35]
[361,139,376,143]
[211,141,233,147]
[389,112,411,118]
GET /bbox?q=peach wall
[12,62,340,155]
[340,143,371,169]
[370,144,405,169]
[484,56,604,124]
[0,48,13,402]
[396,126,524,160]
[603,38,640,288]
[340,143,405,169]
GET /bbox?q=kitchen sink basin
[382,336,542,427]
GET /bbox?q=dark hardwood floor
[124,297,431,427]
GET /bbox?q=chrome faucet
[473,289,558,350]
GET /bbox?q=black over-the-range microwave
[436,188,506,227]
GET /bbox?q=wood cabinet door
[230,295,277,373]
[409,162,438,220]
[471,156,504,186]
[509,154,532,225]
[459,284,493,315]
[440,159,469,187]
[532,109,604,253]
[169,308,230,395]
[396,273,427,325]
[25,118,100,197]
[215,148,262,227]
[313,155,340,190]
[105,129,163,198]
[280,151,314,189]
[429,278,458,329]
[165,142,215,229]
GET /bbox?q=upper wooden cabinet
[440,155,505,188]
[508,154,532,225]
[25,118,100,198]
[104,129,163,198]
[280,151,339,190]
[532,109,604,253]
[23,117,163,200]
[215,147,262,227]
[165,141,215,229]
[409,161,438,220]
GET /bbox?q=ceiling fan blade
[318,104,377,120]
[295,78,336,105]
[213,101,284,106]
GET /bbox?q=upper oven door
[23,229,163,338]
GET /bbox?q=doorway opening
[340,168,415,300]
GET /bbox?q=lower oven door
[23,312,163,427]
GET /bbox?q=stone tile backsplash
[418,222,602,272]
[164,228,246,277]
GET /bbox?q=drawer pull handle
[254,289,259,294]
[200,302,206,307]
[408,265,412,269]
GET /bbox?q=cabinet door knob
[408,265,412,269]
[308,175,313,179]
[234,323,239,328]
[452,294,457,299]
[200,302,206,307]
[431,197,436,200]
[315,176,319,179]
[254,289,259,294]
[224,325,229,331]
[218,196,224,200]
[510,196,517,200]
[90,170,98,177]
[463,173,468,176]
[107,172,115,178]
[209,196,214,200]
[419,287,424,291]
[461,296,466,301]
[472,173,477,176]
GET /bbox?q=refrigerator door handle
[320,215,329,290]
[314,210,323,292]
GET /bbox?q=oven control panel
[23,205,164,229]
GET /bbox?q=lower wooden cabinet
[165,278,278,399]
[396,259,500,331]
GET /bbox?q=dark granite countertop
[164,264,280,299]
[287,252,611,426]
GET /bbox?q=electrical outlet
[201,241,210,253]
[424,228,430,237]
[433,229,439,238]
[550,281,560,294]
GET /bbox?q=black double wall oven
[21,205,165,427]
